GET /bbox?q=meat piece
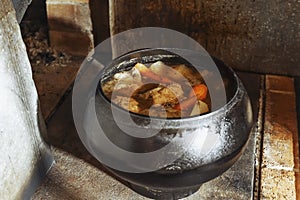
[165,107,186,118]
[102,79,142,98]
[112,96,140,113]
[113,82,142,97]
[134,63,172,84]
[114,67,142,82]
[101,79,118,98]
[140,106,187,118]
[150,83,184,105]
[172,64,203,85]
[107,67,143,97]
[140,106,167,118]
[150,61,185,82]
[102,62,211,118]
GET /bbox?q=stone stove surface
[32,72,299,200]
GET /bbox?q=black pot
[79,48,254,199]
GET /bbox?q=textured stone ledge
[0,1,53,199]
[260,75,299,200]
[32,72,261,199]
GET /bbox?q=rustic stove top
[32,72,299,200]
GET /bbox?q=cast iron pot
[80,48,254,199]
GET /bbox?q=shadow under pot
[82,48,254,199]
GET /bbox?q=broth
[101,61,211,118]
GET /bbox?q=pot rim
[97,48,244,124]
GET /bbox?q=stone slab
[266,75,295,93]
[33,127,258,200]
[32,148,148,200]
[32,72,261,199]
[195,124,257,200]
[260,168,296,200]
[260,75,299,199]
[0,1,53,199]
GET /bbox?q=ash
[20,21,72,67]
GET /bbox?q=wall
[109,0,299,76]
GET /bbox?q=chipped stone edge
[253,75,265,200]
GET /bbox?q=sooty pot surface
[81,48,254,199]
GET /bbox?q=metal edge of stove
[237,71,261,200]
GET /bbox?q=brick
[260,168,296,200]
[263,88,298,169]
[47,3,92,32]
[263,122,295,168]
[297,172,300,200]
[47,0,89,4]
[47,3,75,22]
[49,30,93,56]
[265,91,297,133]
[47,3,77,31]
[46,1,94,55]
[261,75,299,199]
[74,3,92,31]
[266,75,294,92]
